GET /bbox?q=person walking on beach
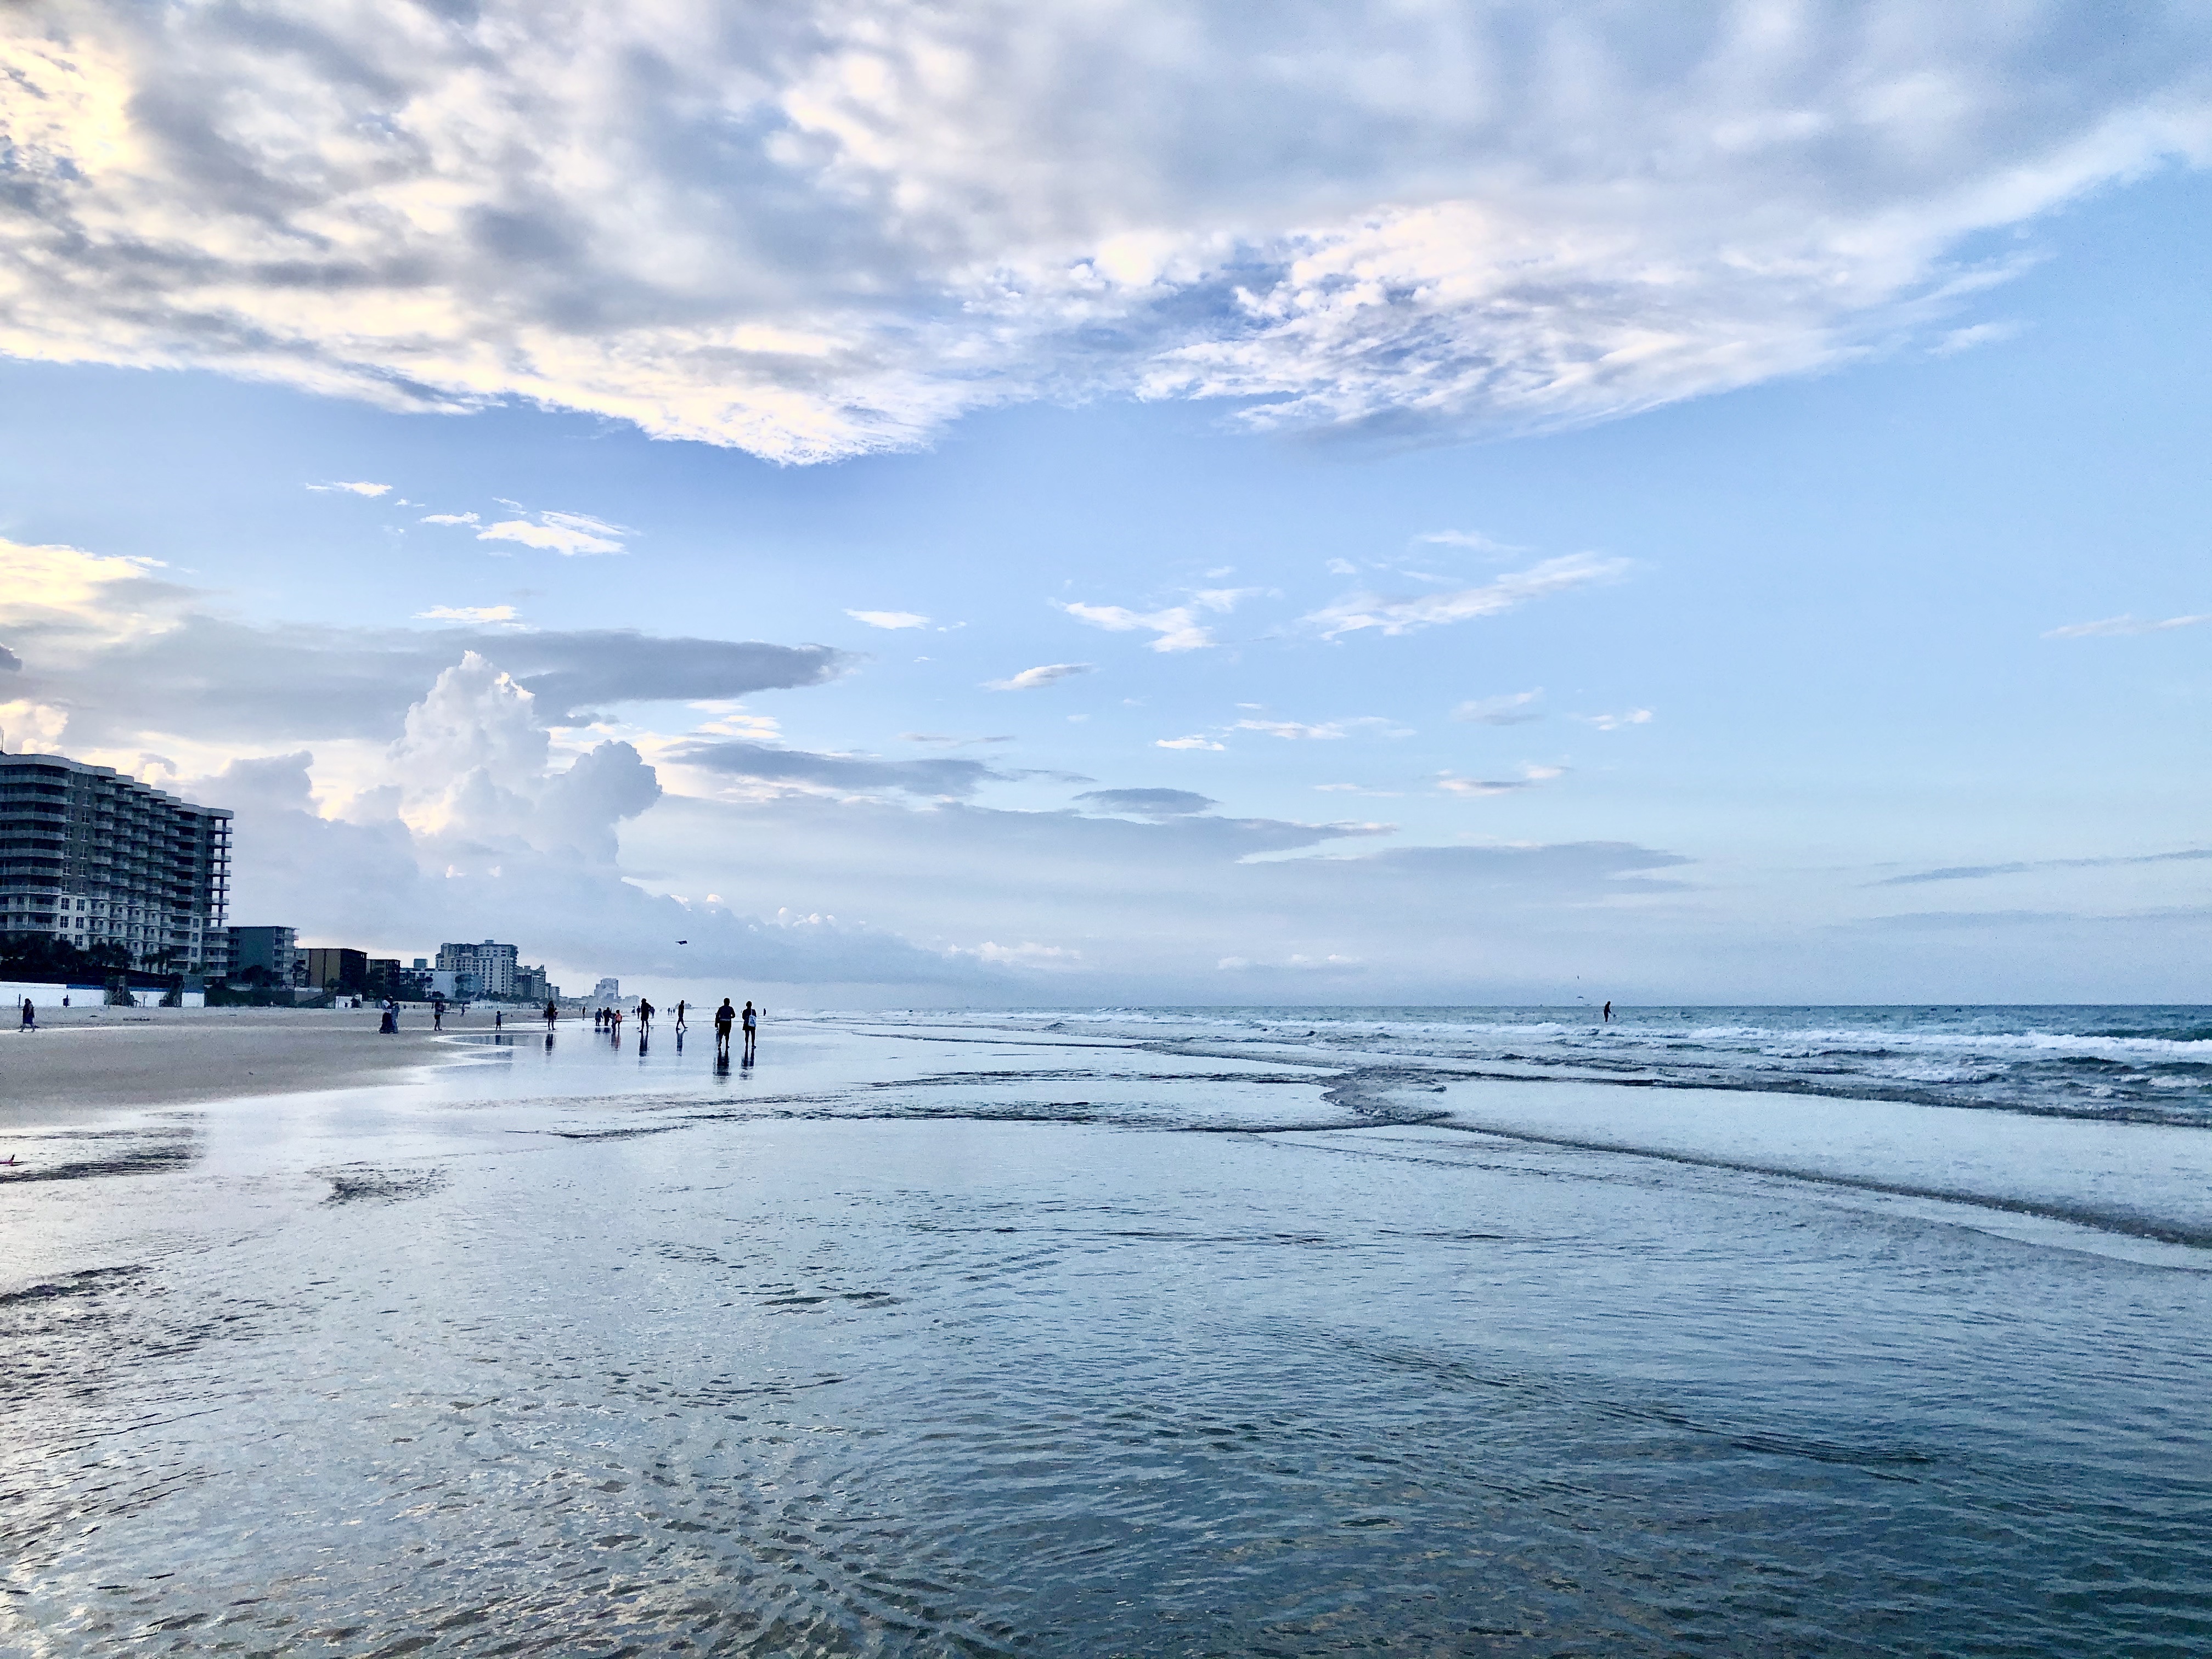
[741,999,758,1062]
[380,998,399,1035]
[494,1009,503,1030]
[637,996,653,1031]
[545,1000,558,1028]
[674,999,687,1030]
[714,997,735,1059]
[19,996,33,1031]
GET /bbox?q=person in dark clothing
[741,1000,759,1062]
[713,998,736,1058]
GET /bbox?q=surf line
[1429,1119,2212,1251]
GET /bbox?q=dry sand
[0,1005,494,1123]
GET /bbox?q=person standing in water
[1602,1001,1612,1022]
[741,1000,758,1062]
[714,997,735,1059]
[637,996,653,1031]
[544,1000,558,1028]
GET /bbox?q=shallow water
[3,1010,2209,1656]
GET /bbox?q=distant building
[591,977,619,1002]
[514,963,557,1004]
[302,946,369,995]
[228,924,299,987]
[366,957,401,996]
[1,750,232,974]
[437,939,519,997]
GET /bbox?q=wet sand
[0,1006,483,1121]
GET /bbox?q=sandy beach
[0,1005,482,1120]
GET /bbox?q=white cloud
[416,605,518,624]
[986,662,1093,690]
[477,511,628,557]
[1233,719,1348,741]
[1155,735,1225,751]
[8,5,2202,462]
[848,609,930,629]
[1324,558,1361,576]
[1577,708,1654,731]
[1417,529,1523,554]
[1308,555,1629,638]
[2043,612,2210,638]
[0,698,70,754]
[306,481,391,497]
[1059,588,1255,652]
[1453,690,1543,725]
[421,512,481,527]
[1439,763,1565,797]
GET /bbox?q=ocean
[3,1005,2208,1655]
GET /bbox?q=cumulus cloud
[1454,690,1543,725]
[848,610,930,629]
[4,4,2204,461]
[1309,555,1629,637]
[1058,589,1255,652]
[477,511,628,556]
[986,662,1093,691]
[1075,788,1218,819]
[2042,612,2210,638]
[306,481,392,497]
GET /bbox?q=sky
[0,0,2206,1006]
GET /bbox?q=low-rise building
[303,946,369,995]
[228,924,299,986]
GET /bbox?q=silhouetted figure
[674,1000,687,1030]
[545,1000,558,1027]
[19,997,33,1030]
[637,997,653,1031]
[494,1009,503,1030]
[741,1000,758,1062]
[714,997,735,1059]
[379,999,398,1035]
[1602,1001,1612,1022]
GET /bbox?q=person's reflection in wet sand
[637,1029,650,1059]
[713,1046,731,1080]
[544,1030,554,1053]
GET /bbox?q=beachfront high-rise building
[0,751,232,974]
[437,939,520,997]
[592,977,619,1003]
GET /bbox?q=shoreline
[1,1005,496,1122]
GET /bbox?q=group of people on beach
[579,996,760,1060]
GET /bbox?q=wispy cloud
[307,481,391,497]
[1453,690,1543,725]
[1155,735,1225,751]
[1075,788,1217,819]
[1872,849,2212,886]
[901,732,1013,747]
[1233,716,1405,741]
[1059,588,1257,653]
[1416,529,1523,554]
[416,605,518,624]
[478,511,629,556]
[848,609,931,630]
[421,511,481,526]
[1438,764,1565,797]
[2042,613,2209,639]
[1308,555,1628,638]
[986,662,1093,691]
[1576,708,1654,731]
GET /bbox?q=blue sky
[1,3,2205,1003]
